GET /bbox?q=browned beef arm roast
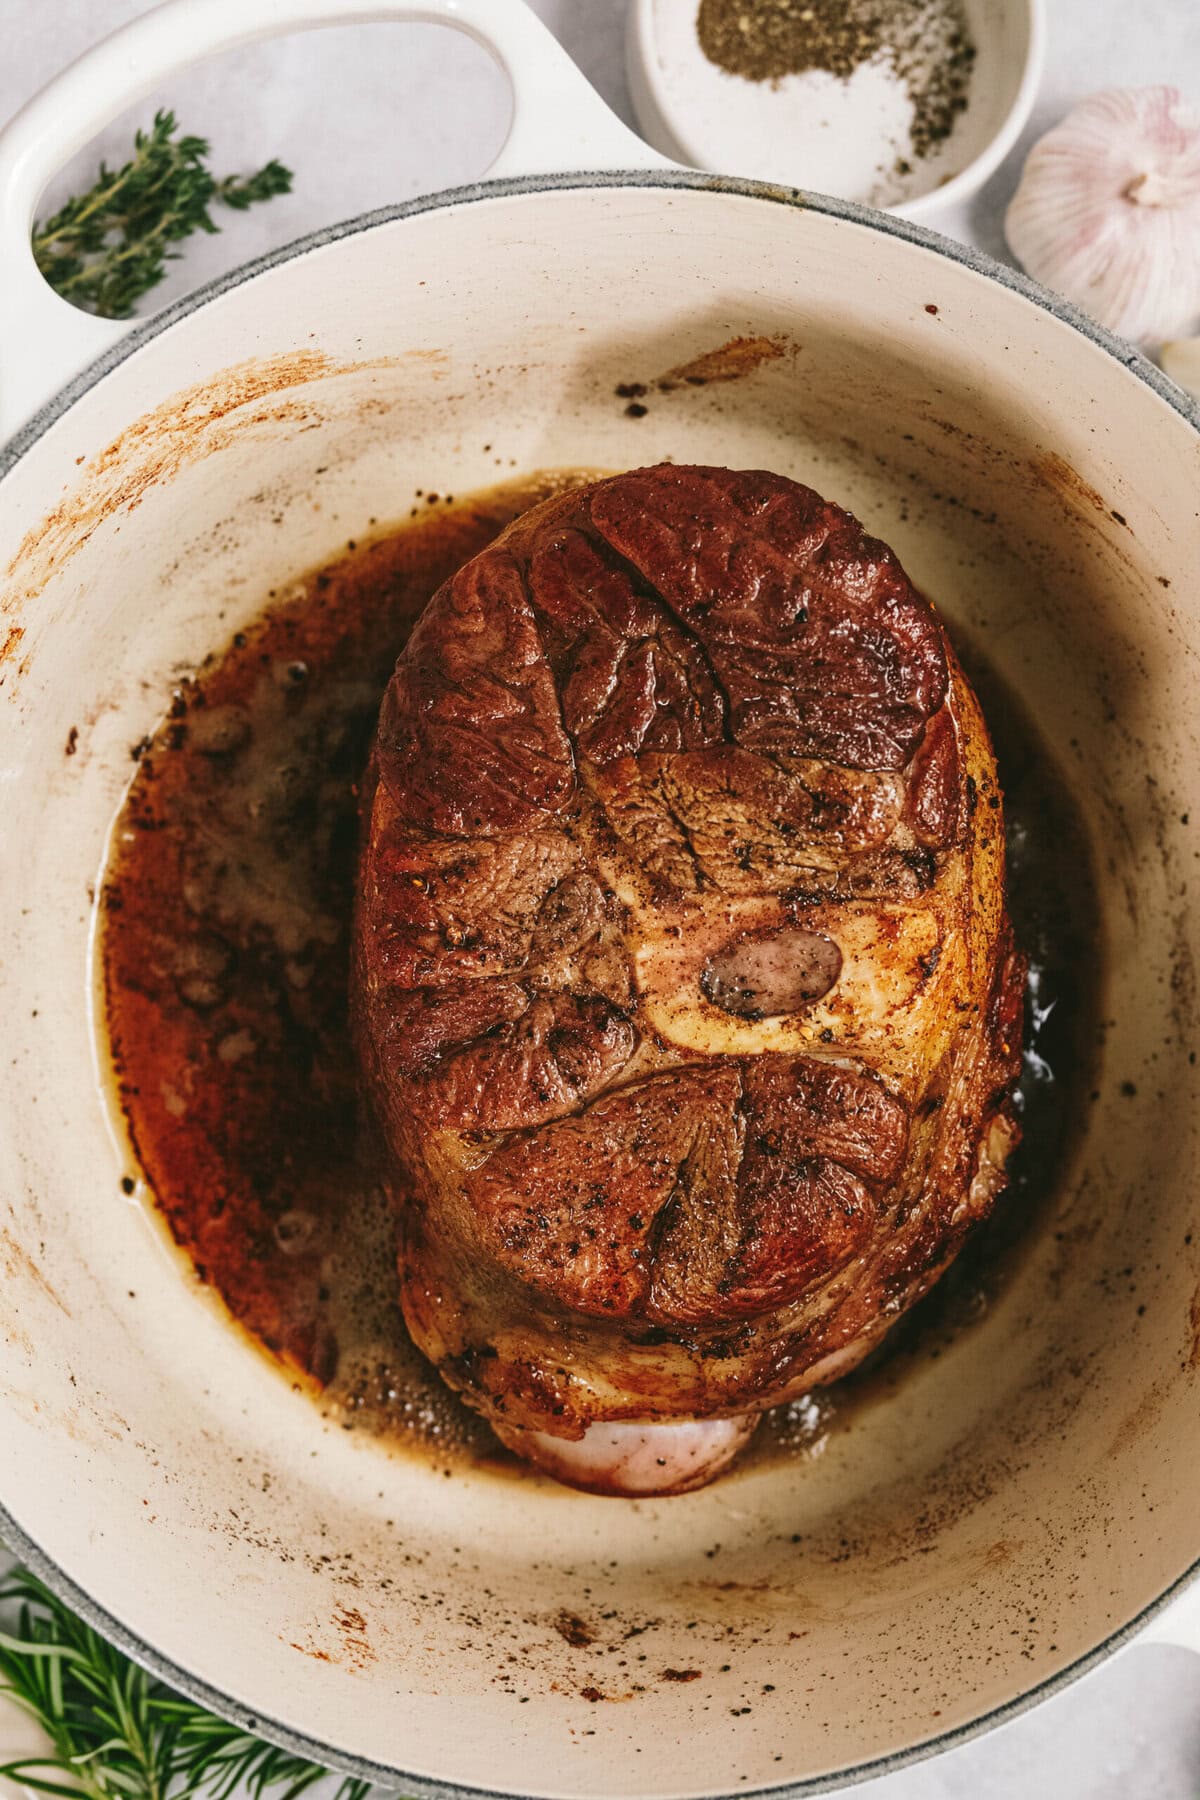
[353,465,1024,1495]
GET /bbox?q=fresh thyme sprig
[32,111,292,319]
[0,1568,374,1800]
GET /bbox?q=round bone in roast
[353,464,1025,1494]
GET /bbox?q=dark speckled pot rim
[2,168,1198,1800]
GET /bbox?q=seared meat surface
[354,465,1024,1493]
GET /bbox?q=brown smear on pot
[1034,452,1137,539]
[1189,1288,1200,1369]
[615,336,790,414]
[0,1227,72,1316]
[657,335,788,389]
[4,350,447,611]
[100,472,1101,1483]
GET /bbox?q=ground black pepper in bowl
[696,0,977,169]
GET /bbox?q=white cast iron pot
[1,4,1200,1796]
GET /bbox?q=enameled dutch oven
[2,3,1199,1796]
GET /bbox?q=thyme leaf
[31,111,292,319]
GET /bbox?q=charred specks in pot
[553,1611,596,1647]
[100,473,1101,1480]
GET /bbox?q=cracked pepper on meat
[352,465,1025,1494]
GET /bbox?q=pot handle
[0,0,667,443]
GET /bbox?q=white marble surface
[4,2,1200,1796]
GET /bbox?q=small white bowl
[626,0,1045,220]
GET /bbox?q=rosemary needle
[31,110,292,320]
[0,1567,378,1800]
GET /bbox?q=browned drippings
[100,473,1101,1478]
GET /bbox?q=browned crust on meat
[354,465,1024,1436]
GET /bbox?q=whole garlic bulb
[1005,87,1200,347]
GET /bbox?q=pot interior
[1,179,1198,1800]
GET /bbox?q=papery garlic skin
[1005,87,1200,347]
[1161,337,1200,400]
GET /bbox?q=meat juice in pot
[99,473,1100,1478]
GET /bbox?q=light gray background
[4,2,1200,1795]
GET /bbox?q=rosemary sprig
[0,1568,374,1800]
[32,111,292,319]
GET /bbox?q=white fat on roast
[492,1414,759,1496]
